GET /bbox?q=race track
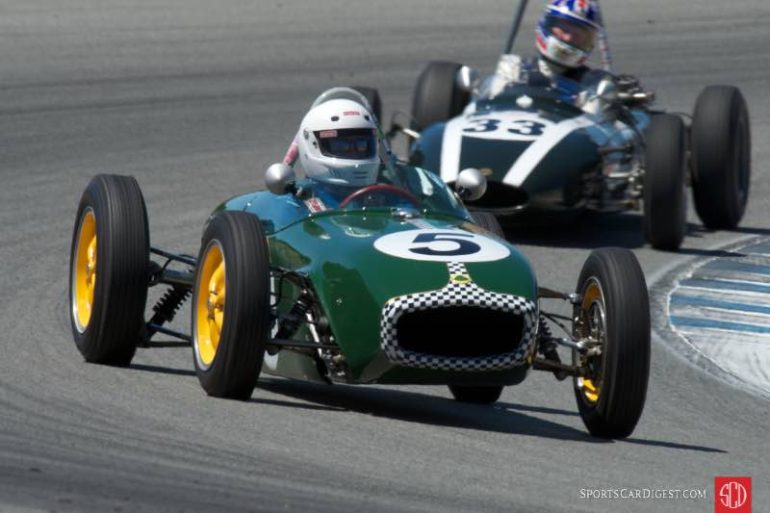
[1,1,768,511]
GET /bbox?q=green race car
[68,89,651,438]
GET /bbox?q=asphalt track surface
[1,1,769,512]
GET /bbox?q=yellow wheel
[192,211,271,400]
[575,279,605,406]
[72,208,97,332]
[69,175,149,365]
[573,248,650,439]
[194,241,225,369]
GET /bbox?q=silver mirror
[596,78,619,103]
[265,163,296,195]
[455,168,487,201]
[456,65,479,93]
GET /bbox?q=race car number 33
[374,229,510,263]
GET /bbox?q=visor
[316,128,377,160]
[543,15,596,52]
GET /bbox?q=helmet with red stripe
[297,88,380,187]
[536,0,601,69]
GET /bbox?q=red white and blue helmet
[536,0,601,69]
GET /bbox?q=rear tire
[472,211,504,238]
[411,61,469,132]
[643,114,687,251]
[192,212,271,400]
[448,385,503,405]
[573,248,650,439]
[69,174,149,366]
[691,85,751,229]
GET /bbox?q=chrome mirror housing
[596,78,619,103]
[455,168,487,201]
[456,65,479,93]
[265,163,297,195]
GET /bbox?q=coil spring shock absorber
[538,316,568,381]
[146,285,191,335]
[274,291,314,341]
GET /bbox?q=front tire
[691,85,751,229]
[411,61,469,132]
[573,248,650,439]
[643,114,688,251]
[192,212,271,400]
[69,175,149,366]
[448,385,503,405]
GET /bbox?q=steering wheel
[338,184,421,209]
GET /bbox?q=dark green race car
[68,111,651,438]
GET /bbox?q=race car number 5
[409,232,480,256]
[374,229,510,262]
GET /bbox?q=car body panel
[411,83,652,215]
[217,178,538,385]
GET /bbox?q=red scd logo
[715,477,751,513]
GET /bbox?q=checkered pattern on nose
[380,263,538,371]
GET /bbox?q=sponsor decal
[343,111,361,116]
[449,273,472,285]
[304,197,327,213]
[318,130,338,138]
[715,477,751,513]
[374,228,510,263]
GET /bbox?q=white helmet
[297,94,380,187]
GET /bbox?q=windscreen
[304,163,469,220]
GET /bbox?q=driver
[535,0,603,84]
[282,95,382,209]
[489,0,612,103]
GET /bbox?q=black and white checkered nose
[379,263,538,372]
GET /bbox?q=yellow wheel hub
[579,378,600,403]
[578,281,603,404]
[195,242,226,368]
[73,209,97,332]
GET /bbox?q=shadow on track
[130,363,196,377]
[256,379,601,443]
[621,437,726,453]
[503,211,759,260]
[124,362,726,452]
[256,379,725,452]
[501,211,646,250]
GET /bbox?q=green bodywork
[216,167,537,386]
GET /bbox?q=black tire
[411,61,469,132]
[573,248,650,439]
[351,86,382,122]
[448,385,503,405]
[69,174,149,366]
[691,85,751,229]
[643,114,688,251]
[192,211,271,400]
[472,211,504,238]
